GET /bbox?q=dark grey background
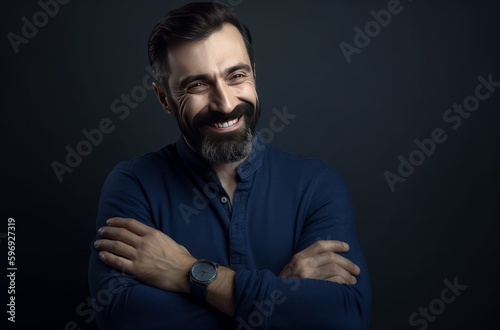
[2,0,499,329]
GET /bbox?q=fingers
[286,253,359,282]
[94,218,148,265]
[279,240,361,284]
[94,238,137,261]
[325,275,352,285]
[97,225,139,247]
[97,250,134,274]
[297,240,350,259]
[295,240,359,275]
[105,217,151,236]
[311,251,361,276]
[317,262,357,284]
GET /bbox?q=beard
[175,100,261,164]
[201,126,255,164]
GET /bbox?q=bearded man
[89,2,371,329]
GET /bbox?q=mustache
[193,101,254,127]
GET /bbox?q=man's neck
[212,162,239,179]
[182,136,252,203]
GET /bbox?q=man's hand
[279,240,360,285]
[94,217,197,293]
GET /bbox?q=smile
[212,117,239,128]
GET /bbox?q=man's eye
[232,74,245,80]
[187,83,206,92]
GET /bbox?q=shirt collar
[175,133,266,181]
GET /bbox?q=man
[88,2,371,329]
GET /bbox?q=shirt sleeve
[232,162,371,329]
[87,162,230,330]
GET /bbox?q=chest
[156,177,307,275]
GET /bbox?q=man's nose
[209,80,239,114]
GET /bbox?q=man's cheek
[177,94,190,118]
[179,97,200,128]
[231,80,256,98]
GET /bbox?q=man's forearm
[233,268,371,329]
[206,266,235,316]
[95,218,359,318]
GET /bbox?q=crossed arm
[89,161,371,329]
[94,217,361,317]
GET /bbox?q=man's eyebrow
[223,63,252,75]
[177,63,252,91]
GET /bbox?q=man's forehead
[167,23,251,83]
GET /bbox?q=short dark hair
[148,2,254,94]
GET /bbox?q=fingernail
[352,276,357,284]
[94,240,100,248]
[98,227,104,234]
[343,242,349,249]
[355,265,360,273]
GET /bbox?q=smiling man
[88,2,371,329]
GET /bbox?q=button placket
[228,189,249,269]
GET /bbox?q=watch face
[192,261,217,283]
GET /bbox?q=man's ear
[153,82,173,114]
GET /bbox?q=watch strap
[190,279,207,301]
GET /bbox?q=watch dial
[193,262,216,282]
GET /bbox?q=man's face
[164,23,260,164]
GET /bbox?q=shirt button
[220,196,228,204]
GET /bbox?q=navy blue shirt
[88,134,371,329]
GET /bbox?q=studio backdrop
[2,0,499,329]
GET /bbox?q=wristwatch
[189,259,219,301]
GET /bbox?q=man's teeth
[213,117,239,128]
